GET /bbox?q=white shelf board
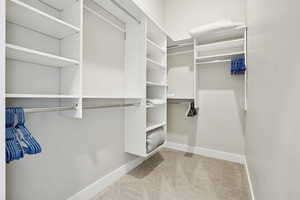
[146,122,166,132]
[6,93,80,98]
[147,39,166,53]
[6,0,80,39]
[196,51,244,62]
[196,38,244,52]
[146,103,166,108]
[195,26,246,44]
[147,58,166,70]
[146,81,168,87]
[38,0,78,10]
[83,95,141,99]
[6,44,79,67]
[143,141,166,157]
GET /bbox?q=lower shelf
[142,141,166,158]
[146,122,166,132]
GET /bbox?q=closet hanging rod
[196,59,231,65]
[109,0,141,24]
[17,103,140,113]
[167,50,194,56]
[84,5,125,33]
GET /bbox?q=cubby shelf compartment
[146,81,167,87]
[6,44,79,67]
[147,58,166,70]
[147,39,166,53]
[146,122,166,132]
[6,93,80,98]
[143,141,166,157]
[196,51,244,62]
[6,0,80,39]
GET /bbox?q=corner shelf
[147,58,166,70]
[6,0,80,39]
[6,44,79,67]
[146,122,166,132]
[147,39,166,53]
[146,81,168,87]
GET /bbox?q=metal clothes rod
[196,59,231,65]
[109,0,141,24]
[22,103,140,113]
[84,6,125,33]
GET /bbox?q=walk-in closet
[1,0,300,200]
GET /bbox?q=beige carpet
[92,148,251,200]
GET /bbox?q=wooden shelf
[146,81,167,87]
[146,122,166,132]
[6,93,80,98]
[6,44,79,67]
[6,0,80,39]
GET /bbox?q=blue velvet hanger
[14,107,42,155]
[5,108,24,163]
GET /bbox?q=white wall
[0,0,5,199]
[132,0,165,27]
[246,0,300,199]
[164,0,246,40]
[166,0,246,155]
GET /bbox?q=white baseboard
[165,141,246,164]
[244,158,255,200]
[68,157,145,200]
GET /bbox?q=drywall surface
[6,100,136,200]
[164,0,246,40]
[166,0,246,155]
[168,62,246,155]
[246,0,300,199]
[0,0,5,199]
[132,0,165,27]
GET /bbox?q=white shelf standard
[6,44,79,67]
[6,0,80,39]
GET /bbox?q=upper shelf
[6,44,79,67]
[195,26,246,45]
[6,93,80,99]
[6,0,80,39]
[196,51,245,62]
[196,38,244,52]
[147,58,166,70]
[147,82,168,87]
[147,39,166,53]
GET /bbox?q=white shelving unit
[193,26,248,111]
[6,44,80,67]
[6,0,80,39]
[6,0,83,118]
